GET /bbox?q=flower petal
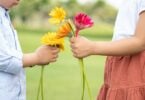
[74,12,94,30]
[48,7,66,24]
[41,32,64,50]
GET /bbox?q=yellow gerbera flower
[41,32,64,50]
[49,7,66,24]
[57,22,72,38]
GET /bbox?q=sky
[78,0,125,9]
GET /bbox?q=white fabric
[112,0,145,40]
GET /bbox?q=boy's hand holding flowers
[37,7,67,100]
[23,46,59,67]
[35,46,60,65]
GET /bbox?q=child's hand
[70,36,93,58]
[35,45,60,65]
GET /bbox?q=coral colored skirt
[97,51,145,100]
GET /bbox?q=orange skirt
[97,51,145,100]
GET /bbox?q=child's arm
[70,12,145,58]
[22,46,59,68]
[0,31,59,74]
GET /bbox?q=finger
[76,35,81,38]
[41,63,49,66]
[49,46,58,50]
[53,54,58,59]
[70,37,76,43]
[71,42,78,49]
[52,49,60,54]
[71,48,75,53]
[71,49,78,56]
[74,54,82,59]
[50,59,57,62]
[70,44,75,49]
[73,53,79,58]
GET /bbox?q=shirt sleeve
[138,0,145,14]
[0,29,23,75]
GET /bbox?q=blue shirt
[0,7,26,100]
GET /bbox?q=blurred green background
[10,0,117,99]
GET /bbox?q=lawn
[17,27,112,100]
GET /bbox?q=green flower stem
[79,58,92,100]
[36,78,41,100]
[85,79,92,100]
[37,66,45,100]
[41,67,44,100]
[67,19,92,100]
[67,19,75,36]
[83,67,92,100]
[79,58,85,100]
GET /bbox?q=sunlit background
[10,0,124,100]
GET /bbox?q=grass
[17,26,112,100]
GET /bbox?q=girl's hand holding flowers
[70,36,93,58]
[71,12,94,100]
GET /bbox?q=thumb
[70,36,76,43]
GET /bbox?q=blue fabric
[0,7,26,100]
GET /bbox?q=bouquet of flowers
[37,7,94,100]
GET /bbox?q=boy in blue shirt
[0,0,59,100]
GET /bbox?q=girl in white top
[71,0,145,99]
